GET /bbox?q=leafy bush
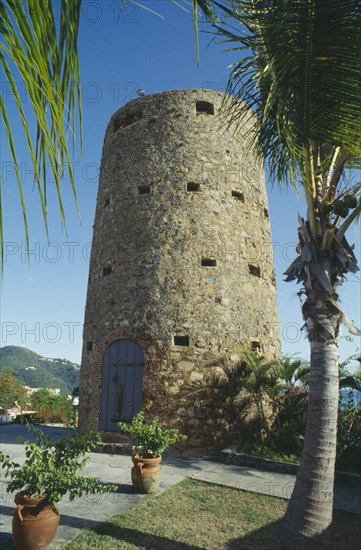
[0,426,117,507]
[238,442,300,464]
[273,387,308,456]
[337,398,361,472]
[240,388,361,473]
[118,405,187,457]
[30,389,72,424]
[0,370,27,410]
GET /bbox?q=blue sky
[1,1,360,366]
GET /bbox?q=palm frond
[209,0,361,189]
[0,0,82,266]
[281,355,310,386]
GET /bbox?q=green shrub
[337,399,361,472]
[273,387,308,456]
[0,425,117,507]
[30,389,72,424]
[0,370,27,410]
[118,405,187,457]
[237,441,300,464]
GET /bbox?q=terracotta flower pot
[131,454,162,494]
[12,492,60,550]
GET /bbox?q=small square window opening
[232,190,245,202]
[202,258,217,267]
[174,335,190,347]
[187,182,201,192]
[251,341,261,353]
[248,264,261,277]
[196,101,215,115]
[113,110,143,131]
[102,266,112,277]
[138,185,151,196]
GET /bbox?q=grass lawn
[64,479,360,549]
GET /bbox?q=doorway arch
[99,339,144,431]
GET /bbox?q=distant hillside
[0,346,80,395]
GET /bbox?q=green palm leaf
[0,0,82,266]
[208,1,361,192]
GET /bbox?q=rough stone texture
[79,89,281,450]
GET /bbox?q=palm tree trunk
[277,339,339,549]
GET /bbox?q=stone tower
[79,89,280,449]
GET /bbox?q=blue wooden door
[99,340,144,431]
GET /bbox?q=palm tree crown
[0,0,82,262]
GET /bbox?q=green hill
[0,346,80,395]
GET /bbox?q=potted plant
[0,425,117,550]
[118,405,186,494]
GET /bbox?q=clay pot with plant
[118,405,186,494]
[0,426,117,550]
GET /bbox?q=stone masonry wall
[79,89,281,451]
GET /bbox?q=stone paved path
[1,424,359,549]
